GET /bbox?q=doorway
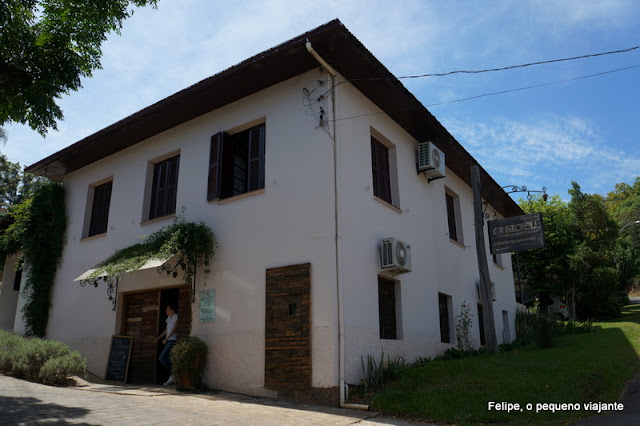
[122,285,192,384]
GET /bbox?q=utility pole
[471,165,498,353]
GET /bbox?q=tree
[1,0,158,135]
[517,194,577,307]
[607,177,640,293]
[567,182,621,318]
[0,154,49,210]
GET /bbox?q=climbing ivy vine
[0,183,67,337]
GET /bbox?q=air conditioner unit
[417,141,446,179]
[476,280,497,301]
[379,237,412,274]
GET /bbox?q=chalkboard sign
[105,335,133,383]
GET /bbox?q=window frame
[208,123,266,201]
[148,154,180,220]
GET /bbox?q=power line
[359,45,640,81]
[328,64,640,123]
[425,64,640,107]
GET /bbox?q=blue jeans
[159,340,176,374]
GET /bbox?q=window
[371,136,392,204]
[445,189,463,244]
[87,180,112,237]
[493,252,504,267]
[477,303,486,346]
[149,155,180,220]
[378,276,398,340]
[208,123,265,200]
[13,269,22,292]
[439,293,452,343]
[502,310,511,343]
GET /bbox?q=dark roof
[26,19,522,217]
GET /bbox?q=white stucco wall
[330,81,517,384]
[45,68,339,396]
[27,65,518,398]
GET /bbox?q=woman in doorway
[154,304,178,385]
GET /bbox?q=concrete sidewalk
[0,374,431,425]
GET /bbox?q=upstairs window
[208,123,265,200]
[149,155,180,220]
[445,189,464,244]
[371,136,392,205]
[88,180,112,237]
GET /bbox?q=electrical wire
[326,64,640,123]
[358,45,640,81]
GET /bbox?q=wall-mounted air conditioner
[379,237,412,274]
[417,141,446,180]
[476,280,497,301]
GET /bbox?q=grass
[370,304,640,425]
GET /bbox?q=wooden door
[264,263,311,390]
[123,290,160,384]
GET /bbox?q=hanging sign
[488,212,545,254]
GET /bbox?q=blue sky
[4,0,640,200]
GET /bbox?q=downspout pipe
[305,41,350,409]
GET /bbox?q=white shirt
[166,313,178,341]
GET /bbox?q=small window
[87,180,112,237]
[439,293,452,343]
[149,155,180,220]
[13,268,22,292]
[371,136,392,204]
[445,189,463,244]
[208,123,265,200]
[478,303,486,346]
[502,310,511,343]
[378,276,398,340]
[493,252,504,267]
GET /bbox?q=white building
[1,20,522,405]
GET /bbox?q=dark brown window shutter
[247,124,265,192]
[446,193,458,242]
[88,180,112,237]
[208,132,227,200]
[371,137,392,204]
[149,155,180,220]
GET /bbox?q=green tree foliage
[607,178,640,292]
[567,182,621,318]
[0,183,67,337]
[518,180,638,320]
[518,194,576,298]
[1,0,158,135]
[0,154,49,209]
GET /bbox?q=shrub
[360,352,409,393]
[455,301,474,351]
[0,330,86,385]
[170,336,209,390]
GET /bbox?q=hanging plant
[87,218,216,285]
[0,183,67,337]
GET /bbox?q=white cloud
[442,114,640,196]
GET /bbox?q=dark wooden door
[124,290,160,384]
[264,263,311,390]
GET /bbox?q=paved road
[0,374,429,425]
